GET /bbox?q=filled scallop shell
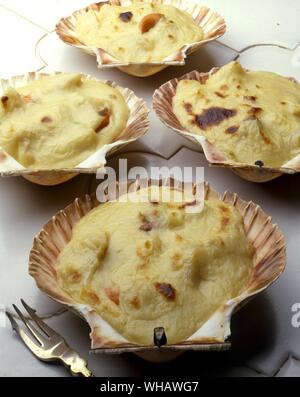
[0,71,149,186]
[56,0,226,77]
[153,68,300,183]
[29,179,286,362]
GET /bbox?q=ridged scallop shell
[153,67,300,183]
[0,71,149,186]
[55,0,226,77]
[29,179,286,362]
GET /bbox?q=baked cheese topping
[75,3,203,62]
[57,187,253,345]
[0,73,129,169]
[173,62,300,167]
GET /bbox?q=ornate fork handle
[60,350,93,377]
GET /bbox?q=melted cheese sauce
[0,73,129,169]
[75,3,203,62]
[173,62,300,167]
[57,187,253,345]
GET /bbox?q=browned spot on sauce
[119,11,133,22]
[138,212,148,223]
[152,209,160,217]
[219,204,230,216]
[155,283,176,301]
[248,107,263,117]
[105,287,120,306]
[215,91,227,98]
[24,95,35,103]
[195,107,237,130]
[214,237,225,247]
[176,234,184,242]
[98,108,110,117]
[69,271,81,283]
[96,115,110,132]
[172,252,182,261]
[221,217,230,230]
[150,200,159,205]
[130,296,140,309]
[1,96,9,108]
[183,102,193,115]
[171,252,183,270]
[90,293,100,304]
[137,260,148,269]
[168,34,174,39]
[140,223,153,232]
[236,84,241,89]
[244,95,257,102]
[96,108,111,133]
[139,13,163,34]
[41,116,52,123]
[281,101,287,105]
[83,290,100,304]
[294,108,300,117]
[259,130,271,145]
[103,245,109,258]
[0,152,7,161]
[220,84,229,91]
[225,125,239,134]
[256,84,261,89]
[219,205,230,230]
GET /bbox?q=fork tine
[21,299,58,338]
[5,312,41,353]
[6,311,19,333]
[6,311,46,357]
[12,304,47,346]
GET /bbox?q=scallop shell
[29,178,286,362]
[55,0,226,77]
[0,71,149,186]
[153,67,300,183]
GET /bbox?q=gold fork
[6,300,93,377]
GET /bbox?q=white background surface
[0,0,299,377]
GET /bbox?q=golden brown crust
[55,0,226,77]
[153,67,300,182]
[29,180,286,353]
[0,72,149,185]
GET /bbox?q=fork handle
[60,350,93,377]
